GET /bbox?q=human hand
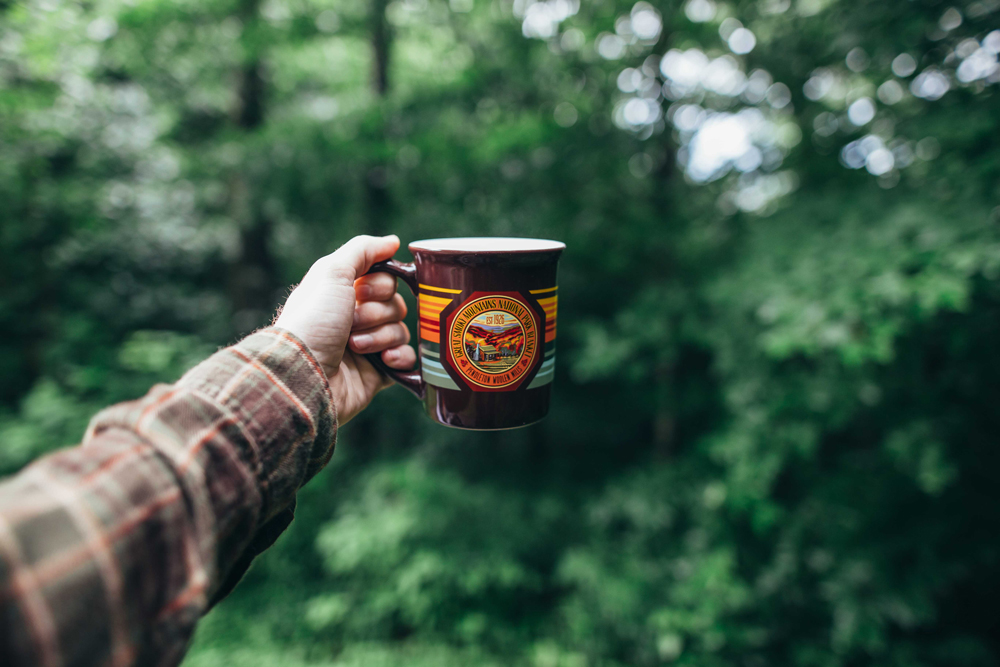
[274,235,416,424]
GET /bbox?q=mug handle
[361,259,426,400]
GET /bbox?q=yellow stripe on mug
[418,292,455,343]
[419,283,462,294]
[536,293,558,343]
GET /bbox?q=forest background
[2,0,1000,664]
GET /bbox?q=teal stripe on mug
[421,354,554,391]
[422,357,448,372]
[421,356,461,390]
[526,357,556,390]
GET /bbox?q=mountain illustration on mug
[463,310,527,373]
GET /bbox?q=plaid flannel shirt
[0,328,337,667]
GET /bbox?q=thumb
[319,234,400,285]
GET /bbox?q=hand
[274,235,416,424]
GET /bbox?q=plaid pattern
[0,328,336,667]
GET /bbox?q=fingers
[353,293,407,329]
[354,271,398,302]
[349,321,410,354]
[381,344,417,370]
[316,234,400,286]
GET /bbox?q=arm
[0,235,415,667]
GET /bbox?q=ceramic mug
[363,237,564,430]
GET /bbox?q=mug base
[424,383,552,430]
[427,416,546,431]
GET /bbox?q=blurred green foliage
[2,0,1000,665]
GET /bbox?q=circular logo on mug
[449,294,539,389]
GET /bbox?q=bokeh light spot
[956,47,999,83]
[727,27,756,55]
[703,56,747,96]
[598,33,627,59]
[628,152,654,177]
[876,80,904,105]
[916,136,941,160]
[813,111,838,136]
[517,0,579,40]
[847,97,875,126]
[660,48,709,96]
[939,7,962,31]
[865,147,894,175]
[803,68,837,101]
[719,18,742,41]
[766,83,791,109]
[891,53,917,77]
[910,69,950,100]
[561,28,585,50]
[630,3,662,41]
[984,31,1000,54]
[845,47,869,72]
[684,0,717,23]
[554,102,579,127]
[617,68,642,93]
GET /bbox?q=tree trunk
[364,0,392,235]
[227,0,280,335]
[371,0,391,97]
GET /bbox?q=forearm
[0,328,336,667]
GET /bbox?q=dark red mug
[363,237,564,430]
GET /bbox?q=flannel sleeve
[0,327,337,667]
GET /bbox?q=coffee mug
[363,237,564,430]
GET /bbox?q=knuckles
[394,293,408,318]
[353,294,407,327]
[326,264,357,286]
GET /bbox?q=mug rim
[409,237,565,254]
